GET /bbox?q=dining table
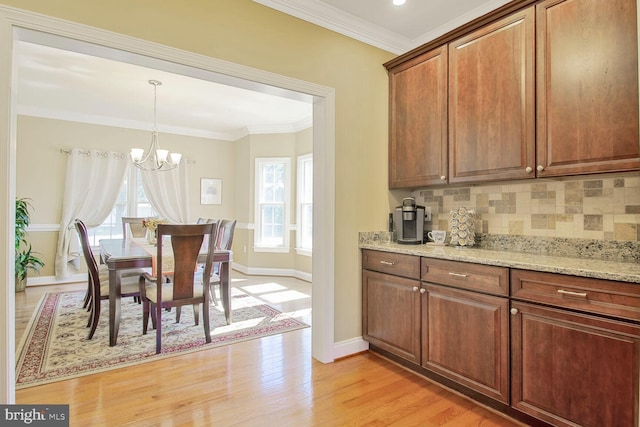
[99,237,233,346]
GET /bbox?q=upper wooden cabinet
[448,7,535,184]
[388,45,448,188]
[385,0,640,188]
[536,0,640,176]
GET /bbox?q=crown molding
[411,0,514,47]
[253,0,514,56]
[252,0,414,54]
[17,106,312,142]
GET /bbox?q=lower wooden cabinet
[362,250,640,426]
[421,283,510,403]
[362,269,421,364]
[511,301,640,427]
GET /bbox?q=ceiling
[253,0,513,53]
[16,1,511,141]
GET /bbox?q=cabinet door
[422,283,510,403]
[511,301,640,427]
[448,7,535,184]
[536,0,640,177]
[388,46,448,188]
[363,269,421,364]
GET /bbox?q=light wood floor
[15,272,524,426]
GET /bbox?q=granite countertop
[360,240,640,284]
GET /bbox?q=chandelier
[131,80,182,171]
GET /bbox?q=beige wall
[232,131,313,275]
[16,115,237,276]
[17,115,315,278]
[1,0,395,344]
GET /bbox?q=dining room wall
[16,115,235,278]
[231,129,313,279]
[17,114,312,280]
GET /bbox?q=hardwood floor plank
[15,273,524,426]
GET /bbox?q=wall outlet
[425,206,432,222]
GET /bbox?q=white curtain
[140,161,190,224]
[55,148,129,279]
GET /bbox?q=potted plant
[15,198,44,292]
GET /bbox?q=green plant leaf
[15,198,44,281]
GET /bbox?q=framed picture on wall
[200,178,222,205]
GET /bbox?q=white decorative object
[449,207,476,247]
[130,80,182,171]
[200,178,222,205]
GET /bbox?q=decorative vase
[146,228,157,245]
[15,275,26,293]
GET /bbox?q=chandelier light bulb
[130,80,182,171]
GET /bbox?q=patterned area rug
[16,289,309,389]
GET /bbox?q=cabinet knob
[510,308,518,315]
[412,286,419,292]
[420,288,426,294]
[440,175,446,181]
[525,166,533,173]
[537,165,545,172]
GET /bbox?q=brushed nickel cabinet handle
[380,261,395,266]
[440,175,446,181]
[448,272,469,278]
[412,286,419,292]
[525,166,533,173]
[510,308,518,315]
[557,289,588,298]
[420,288,426,294]
[537,165,545,172]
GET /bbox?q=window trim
[254,157,291,251]
[296,153,313,256]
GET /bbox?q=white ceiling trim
[17,105,314,141]
[252,0,414,54]
[253,0,515,55]
[410,0,514,47]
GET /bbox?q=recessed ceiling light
[393,0,406,5]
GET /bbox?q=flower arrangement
[142,217,166,232]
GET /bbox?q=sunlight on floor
[254,290,310,303]
[279,308,312,322]
[212,317,266,332]
[241,283,287,293]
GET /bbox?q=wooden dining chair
[210,219,236,304]
[138,223,218,354]
[122,217,147,238]
[75,219,141,340]
[187,218,234,308]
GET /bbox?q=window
[88,168,156,245]
[254,158,290,251]
[296,154,312,255]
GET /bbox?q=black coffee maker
[395,198,425,244]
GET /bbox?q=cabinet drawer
[511,269,640,322]
[421,258,509,296]
[362,250,420,279]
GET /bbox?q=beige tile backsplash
[415,173,640,242]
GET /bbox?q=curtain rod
[59,148,195,164]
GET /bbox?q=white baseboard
[26,274,86,287]
[232,263,312,283]
[332,337,369,360]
